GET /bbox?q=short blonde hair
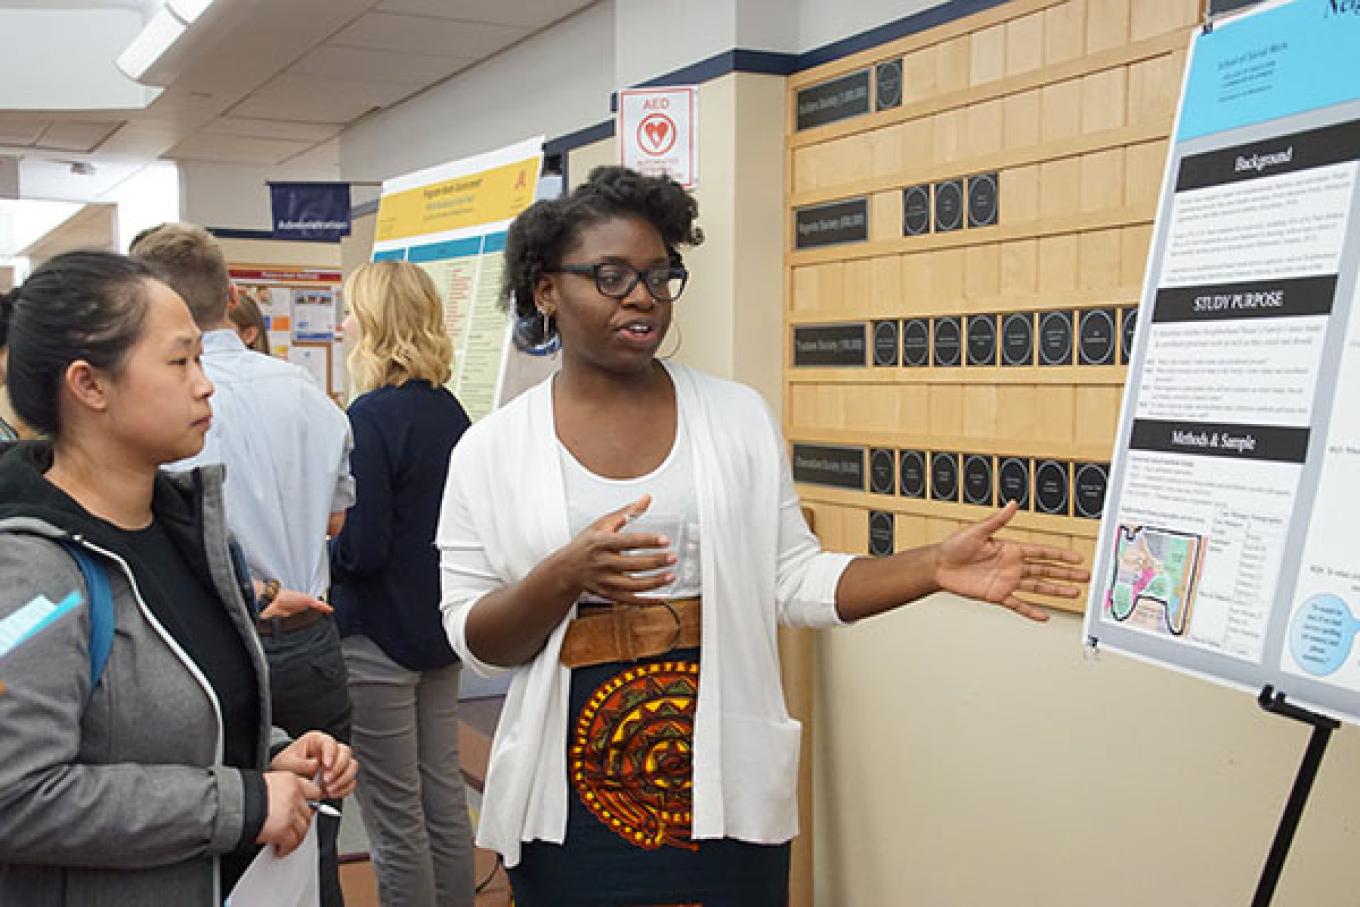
[344,261,452,394]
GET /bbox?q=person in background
[331,260,476,907]
[0,250,357,906]
[227,290,270,354]
[436,166,1089,906]
[131,223,356,907]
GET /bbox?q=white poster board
[1084,0,1360,725]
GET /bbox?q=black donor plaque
[794,198,869,250]
[962,454,994,506]
[934,179,963,232]
[902,184,931,236]
[1038,310,1074,366]
[1001,312,1034,367]
[967,172,999,227]
[875,59,903,110]
[899,449,927,498]
[796,69,871,131]
[930,451,959,502]
[792,323,866,367]
[901,318,930,366]
[1073,462,1109,520]
[932,316,962,367]
[1034,459,1070,515]
[869,448,896,494]
[1078,308,1117,366]
[791,443,864,490]
[869,511,895,557]
[1120,306,1138,364]
[997,456,1030,509]
[966,314,997,366]
[872,320,899,367]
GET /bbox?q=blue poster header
[269,181,352,241]
[1179,0,1360,142]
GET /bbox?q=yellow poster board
[372,137,544,421]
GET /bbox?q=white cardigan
[437,362,854,866]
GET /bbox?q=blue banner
[269,182,351,241]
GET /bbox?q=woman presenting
[437,167,1088,906]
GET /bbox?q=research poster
[228,266,344,397]
[371,137,544,422]
[1084,0,1360,724]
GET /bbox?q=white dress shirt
[175,330,354,597]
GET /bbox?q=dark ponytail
[7,251,154,437]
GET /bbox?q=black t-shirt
[115,519,260,774]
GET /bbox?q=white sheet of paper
[225,820,319,907]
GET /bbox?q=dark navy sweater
[330,382,471,671]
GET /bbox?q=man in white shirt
[132,223,354,907]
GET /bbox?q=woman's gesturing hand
[557,494,677,605]
[257,771,323,855]
[934,500,1091,621]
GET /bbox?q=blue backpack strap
[59,540,115,693]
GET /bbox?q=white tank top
[557,408,702,601]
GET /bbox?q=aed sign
[618,85,698,188]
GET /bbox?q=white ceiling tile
[204,117,341,143]
[35,121,122,153]
[250,72,417,109]
[374,0,594,29]
[329,11,526,59]
[0,115,48,146]
[292,44,470,85]
[167,133,315,165]
[230,92,383,125]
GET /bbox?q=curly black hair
[501,166,704,350]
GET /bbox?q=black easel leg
[1251,690,1338,907]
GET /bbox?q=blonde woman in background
[329,261,476,907]
[227,291,270,354]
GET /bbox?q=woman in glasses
[436,166,1087,906]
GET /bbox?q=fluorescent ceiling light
[167,0,215,25]
[116,7,186,81]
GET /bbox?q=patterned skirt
[507,647,790,907]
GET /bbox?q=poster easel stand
[1251,685,1339,907]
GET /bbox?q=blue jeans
[262,616,353,907]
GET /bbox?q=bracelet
[258,578,281,611]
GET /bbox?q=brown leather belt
[560,597,701,669]
[255,608,325,636]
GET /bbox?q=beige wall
[216,236,341,270]
[812,598,1360,905]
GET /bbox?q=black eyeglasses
[548,262,689,302]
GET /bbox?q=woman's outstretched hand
[934,500,1090,621]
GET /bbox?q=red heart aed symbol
[644,120,670,149]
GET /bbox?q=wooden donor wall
[784,0,1202,612]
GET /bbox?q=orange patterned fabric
[569,659,700,852]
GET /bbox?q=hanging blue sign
[269,182,351,241]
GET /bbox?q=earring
[541,310,552,339]
[658,320,683,359]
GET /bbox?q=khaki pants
[342,634,475,907]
